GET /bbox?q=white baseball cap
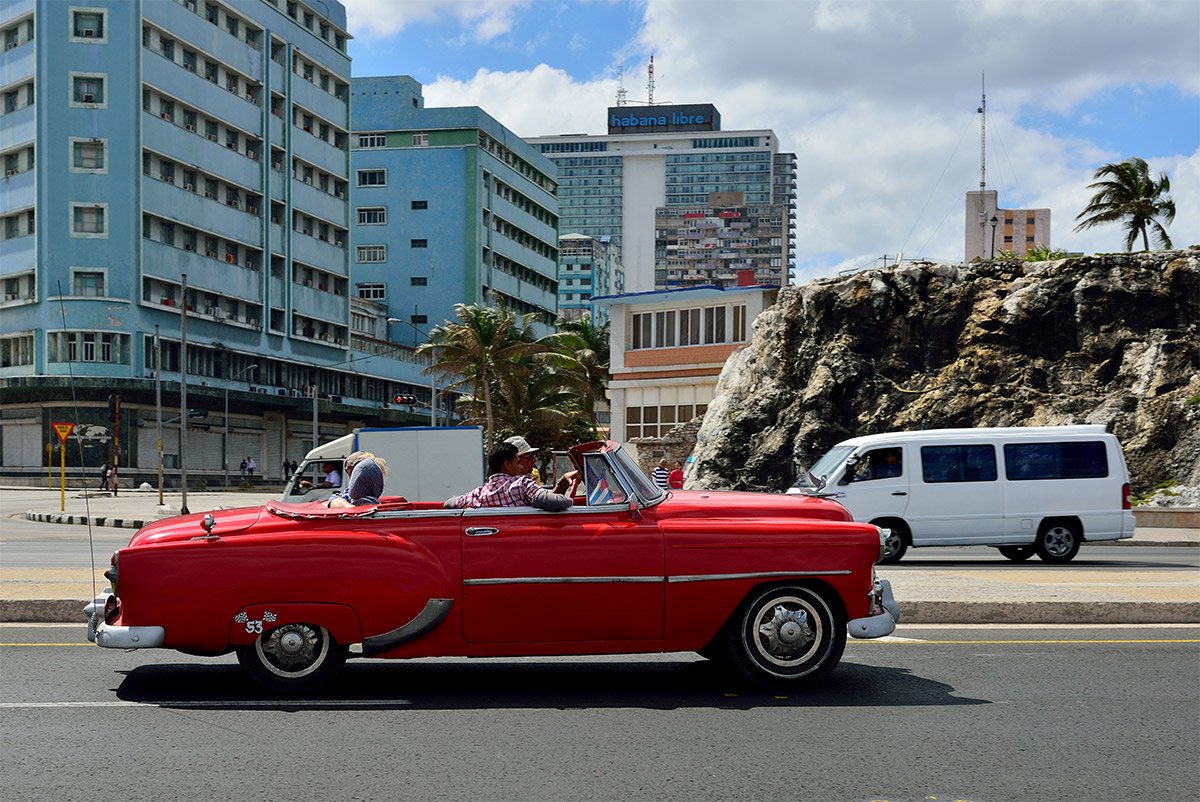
[504,435,538,456]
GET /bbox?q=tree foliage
[1074,157,1176,252]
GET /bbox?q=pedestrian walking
[239,458,247,480]
[668,460,685,490]
[98,462,110,490]
[651,458,670,489]
[282,459,291,481]
[246,457,257,480]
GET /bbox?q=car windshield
[792,445,855,489]
[606,445,666,505]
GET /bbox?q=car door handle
[890,491,907,496]
[465,527,499,537]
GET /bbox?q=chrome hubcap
[757,603,814,662]
[1044,526,1074,556]
[261,624,321,672]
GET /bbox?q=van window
[1004,441,1108,480]
[847,447,902,482]
[920,445,997,483]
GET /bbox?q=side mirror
[628,498,642,521]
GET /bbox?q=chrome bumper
[84,589,165,649]
[848,577,900,639]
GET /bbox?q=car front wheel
[725,584,846,688]
[998,545,1036,562]
[236,622,347,694]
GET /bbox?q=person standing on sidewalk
[98,462,110,490]
[651,458,670,489]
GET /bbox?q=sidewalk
[3,486,1198,624]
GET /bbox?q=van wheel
[1035,520,1081,564]
[998,545,1035,562]
[872,519,909,564]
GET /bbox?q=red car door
[461,464,664,645]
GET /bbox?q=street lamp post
[989,214,999,259]
[387,317,436,426]
[223,363,258,487]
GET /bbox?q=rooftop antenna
[646,53,655,106]
[977,72,986,189]
[616,63,628,107]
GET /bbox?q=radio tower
[646,53,655,106]
[977,73,987,189]
[615,64,627,106]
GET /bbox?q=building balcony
[291,75,348,130]
[1,102,34,145]
[1,166,35,209]
[489,195,557,250]
[291,282,348,324]
[142,175,263,245]
[141,239,262,300]
[142,52,261,136]
[143,0,262,81]
[0,233,34,272]
[0,35,34,86]
[292,179,347,227]
[291,126,347,178]
[291,231,347,273]
[143,115,263,192]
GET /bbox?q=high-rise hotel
[0,0,430,480]
[526,104,796,295]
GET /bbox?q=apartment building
[0,0,431,481]
[527,105,796,296]
[965,189,1051,261]
[596,284,778,448]
[558,233,622,324]
[351,75,560,338]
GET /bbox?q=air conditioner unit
[247,206,258,216]
[207,133,218,142]
[226,142,237,150]
[82,94,96,103]
[183,244,194,251]
[185,124,195,132]
[82,29,96,38]
[334,337,344,345]
[271,162,282,171]
[183,183,194,192]
[248,317,259,326]
[205,250,217,258]
[185,0,195,9]
[302,176,311,184]
[5,41,16,50]
[5,170,17,177]
[4,293,17,300]
[248,151,258,160]
[228,200,240,209]
[160,112,172,120]
[185,62,196,72]
[304,279,313,287]
[334,239,343,247]
[204,306,217,315]
[227,85,238,94]
[159,173,171,182]
[204,190,215,198]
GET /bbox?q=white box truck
[282,426,485,503]
[786,425,1136,564]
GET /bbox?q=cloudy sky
[342,0,1199,283]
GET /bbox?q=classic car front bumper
[847,577,900,639]
[84,589,165,649]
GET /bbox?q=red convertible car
[86,441,899,693]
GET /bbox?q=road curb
[7,599,1199,625]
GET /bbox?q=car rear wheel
[872,519,910,564]
[1035,520,1081,564]
[724,584,846,688]
[998,545,1036,562]
[236,622,347,694]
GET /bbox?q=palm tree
[1074,157,1176,251]
[419,304,538,448]
[548,317,611,438]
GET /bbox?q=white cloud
[345,0,529,42]
[354,0,1200,274]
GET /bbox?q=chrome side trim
[668,570,852,584]
[464,575,664,586]
[361,598,453,656]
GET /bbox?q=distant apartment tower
[965,189,1051,261]
[527,105,797,294]
[351,76,560,337]
[655,191,789,288]
[558,233,622,324]
[0,0,433,479]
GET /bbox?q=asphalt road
[3,624,1197,801]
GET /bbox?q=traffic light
[394,394,417,405]
[107,393,120,422]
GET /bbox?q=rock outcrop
[688,249,1200,494]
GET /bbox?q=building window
[356,134,386,148]
[631,312,653,349]
[356,246,386,263]
[72,269,105,297]
[356,169,386,187]
[704,306,726,344]
[410,276,427,286]
[70,204,107,237]
[357,207,386,225]
[71,74,106,105]
[72,10,105,41]
[410,239,427,248]
[357,283,386,300]
[412,132,428,146]
[732,304,747,341]
[48,331,127,364]
[70,139,106,172]
[0,334,35,367]
[655,311,676,348]
[411,200,428,210]
[679,308,701,346]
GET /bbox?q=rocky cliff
[687,249,1200,494]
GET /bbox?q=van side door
[906,444,1004,545]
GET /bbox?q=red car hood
[656,489,852,522]
[125,505,267,547]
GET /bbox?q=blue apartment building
[0,0,432,482]
[350,76,560,340]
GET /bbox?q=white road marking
[0,700,412,709]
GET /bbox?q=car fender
[229,602,362,647]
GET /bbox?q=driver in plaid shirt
[444,436,578,511]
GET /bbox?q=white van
[786,426,1135,563]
